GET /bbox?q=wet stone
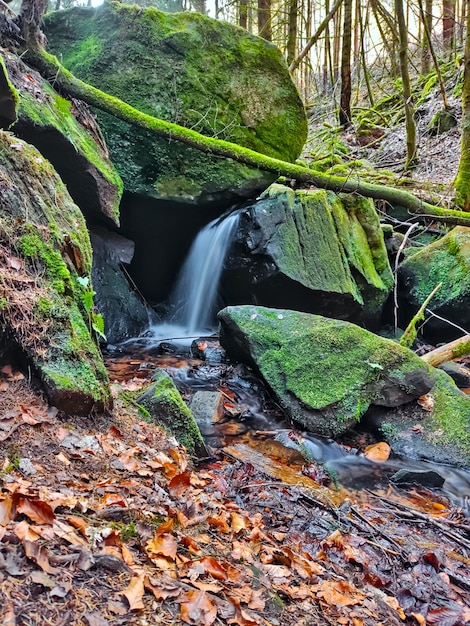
[390,468,445,488]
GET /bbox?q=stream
[107,211,470,517]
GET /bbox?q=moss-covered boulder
[44,1,307,206]
[218,305,438,436]
[223,185,393,323]
[2,48,122,225]
[0,132,111,414]
[137,369,207,457]
[0,53,18,129]
[398,226,470,341]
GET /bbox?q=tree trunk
[239,0,248,29]
[395,0,417,169]
[286,0,298,67]
[339,0,352,126]
[454,0,470,208]
[420,0,432,74]
[257,0,272,40]
[23,49,470,228]
[18,0,48,49]
[442,0,455,57]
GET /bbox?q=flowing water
[149,210,240,344]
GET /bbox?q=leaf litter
[0,366,469,625]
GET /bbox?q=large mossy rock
[398,226,470,341]
[44,1,307,206]
[2,48,122,225]
[0,133,111,414]
[137,369,207,457]
[219,305,470,464]
[223,185,393,323]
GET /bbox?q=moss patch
[0,54,18,129]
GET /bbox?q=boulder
[0,133,111,414]
[44,1,307,206]
[137,369,207,457]
[2,47,122,225]
[398,226,470,341]
[218,305,436,437]
[90,227,154,344]
[222,185,393,323]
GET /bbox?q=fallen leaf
[84,610,109,626]
[0,496,15,525]
[312,580,364,607]
[364,442,391,462]
[121,575,145,611]
[144,576,181,600]
[17,498,55,525]
[179,589,217,625]
[417,394,435,411]
[146,534,178,560]
[23,539,59,574]
[169,471,192,497]
[14,520,41,542]
[1,600,16,626]
[207,512,230,533]
[227,597,258,625]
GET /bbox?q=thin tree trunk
[395,0,417,169]
[257,0,272,40]
[358,0,374,106]
[239,0,248,29]
[420,0,432,74]
[454,0,470,208]
[418,0,449,109]
[443,0,455,57]
[286,0,299,66]
[339,0,352,126]
[370,0,398,77]
[289,0,343,72]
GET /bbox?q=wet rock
[137,369,207,457]
[3,48,122,226]
[190,391,225,437]
[398,226,470,342]
[438,361,470,388]
[223,185,393,324]
[218,305,436,437]
[390,468,445,488]
[44,2,307,207]
[190,338,225,363]
[0,133,111,414]
[90,228,154,344]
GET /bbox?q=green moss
[0,55,19,128]
[137,369,205,456]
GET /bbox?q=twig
[393,222,418,337]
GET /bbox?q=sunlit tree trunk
[239,0,248,28]
[258,0,272,40]
[421,0,432,74]
[339,0,352,125]
[370,0,399,77]
[286,0,299,66]
[395,0,417,169]
[454,0,470,208]
[443,0,456,57]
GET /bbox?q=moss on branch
[25,48,470,226]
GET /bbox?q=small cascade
[151,210,240,342]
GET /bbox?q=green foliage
[110,521,138,541]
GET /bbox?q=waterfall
[151,210,240,341]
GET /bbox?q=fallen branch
[399,282,442,348]
[22,48,470,226]
[421,334,470,367]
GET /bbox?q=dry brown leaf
[14,520,41,542]
[230,512,249,534]
[169,471,192,497]
[227,597,259,625]
[179,589,217,625]
[1,599,16,626]
[144,576,182,600]
[248,589,265,611]
[146,533,178,560]
[154,519,174,536]
[207,512,230,533]
[17,497,55,525]
[364,442,391,463]
[84,610,109,626]
[121,575,145,611]
[100,493,127,508]
[0,496,15,525]
[23,539,59,574]
[312,580,364,607]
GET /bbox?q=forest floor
[1,356,470,626]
